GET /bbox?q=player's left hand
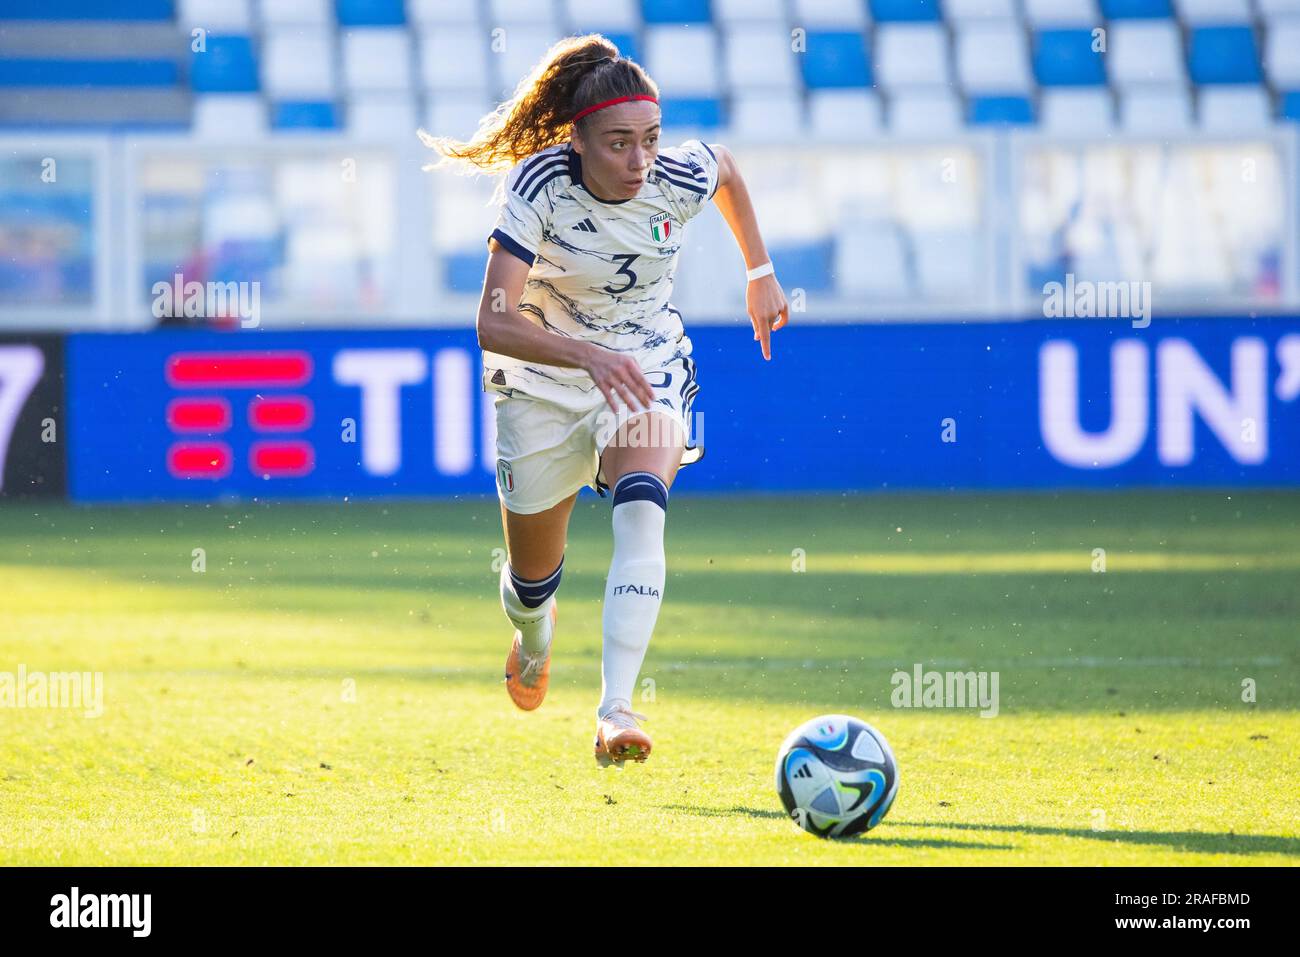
[747,274,789,362]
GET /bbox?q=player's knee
[508,555,564,609]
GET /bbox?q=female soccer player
[422,34,788,766]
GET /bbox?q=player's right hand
[582,346,655,413]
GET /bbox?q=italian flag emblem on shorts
[650,212,673,243]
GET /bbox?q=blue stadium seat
[660,97,724,127]
[2,0,173,18]
[969,95,1036,125]
[1280,91,1300,123]
[604,32,641,64]
[1188,26,1262,84]
[801,32,872,88]
[770,240,835,293]
[0,59,178,87]
[1033,30,1106,86]
[641,0,712,24]
[272,101,340,129]
[336,0,405,26]
[1099,0,1172,16]
[869,0,943,19]
[191,36,259,93]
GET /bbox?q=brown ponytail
[419,33,659,179]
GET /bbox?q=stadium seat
[870,0,943,20]
[834,220,911,298]
[1258,0,1300,17]
[1099,0,1171,16]
[1023,0,1101,27]
[425,95,492,141]
[914,231,980,297]
[969,95,1035,124]
[1198,85,1272,131]
[641,0,712,24]
[807,88,885,139]
[347,94,417,136]
[1120,85,1192,131]
[1280,91,1300,122]
[888,88,962,133]
[602,32,641,63]
[1264,20,1300,89]
[407,0,480,25]
[730,92,804,139]
[1108,21,1186,87]
[190,35,258,93]
[178,0,252,31]
[563,0,641,32]
[492,27,558,98]
[262,30,337,100]
[725,27,798,92]
[1174,0,1252,23]
[1040,87,1114,132]
[791,0,869,28]
[418,27,490,93]
[1033,29,1106,86]
[660,96,724,128]
[192,93,266,136]
[800,32,872,88]
[260,0,333,27]
[955,21,1033,94]
[336,0,405,26]
[272,100,340,128]
[876,23,951,89]
[1187,26,1262,84]
[341,28,413,92]
[945,0,1019,19]
[646,25,720,95]
[714,0,786,23]
[487,0,560,26]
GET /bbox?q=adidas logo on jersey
[571,218,598,233]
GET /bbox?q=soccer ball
[775,714,899,839]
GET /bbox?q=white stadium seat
[1108,21,1186,88]
[179,0,252,31]
[945,0,1019,19]
[730,92,803,140]
[888,88,962,134]
[1022,0,1100,28]
[645,26,720,96]
[876,23,951,90]
[562,0,640,32]
[488,0,561,27]
[192,94,267,137]
[1120,86,1193,133]
[724,27,798,92]
[1199,86,1272,132]
[1258,0,1300,17]
[418,27,490,93]
[1040,88,1114,133]
[259,0,332,27]
[408,0,481,26]
[714,0,786,23]
[790,0,869,29]
[262,29,337,99]
[341,28,414,93]
[1264,20,1300,88]
[834,221,911,299]
[956,21,1033,94]
[424,96,493,142]
[1174,0,1252,24]
[915,232,980,298]
[347,94,418,138]
[491,27,561,98]
[808,89,884,140]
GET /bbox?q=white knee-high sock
[500,557,562,654]
[599,471,668,718]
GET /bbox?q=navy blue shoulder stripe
[514,157,568,198]
[525,168,570,202]
[656,170,707,194]
[657,154,705,179]
[515,148,567,185]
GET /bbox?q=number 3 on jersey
[603,253,639,295]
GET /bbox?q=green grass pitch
[0,490,1296,866]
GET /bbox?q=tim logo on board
[1039,333,1300,472]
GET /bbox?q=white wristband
[746,262,774,282]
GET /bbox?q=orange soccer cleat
[594,705,652,767]
[504,600,557,711]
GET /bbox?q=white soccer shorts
[492,354,702,515]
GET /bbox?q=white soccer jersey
[483,138,720,412]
